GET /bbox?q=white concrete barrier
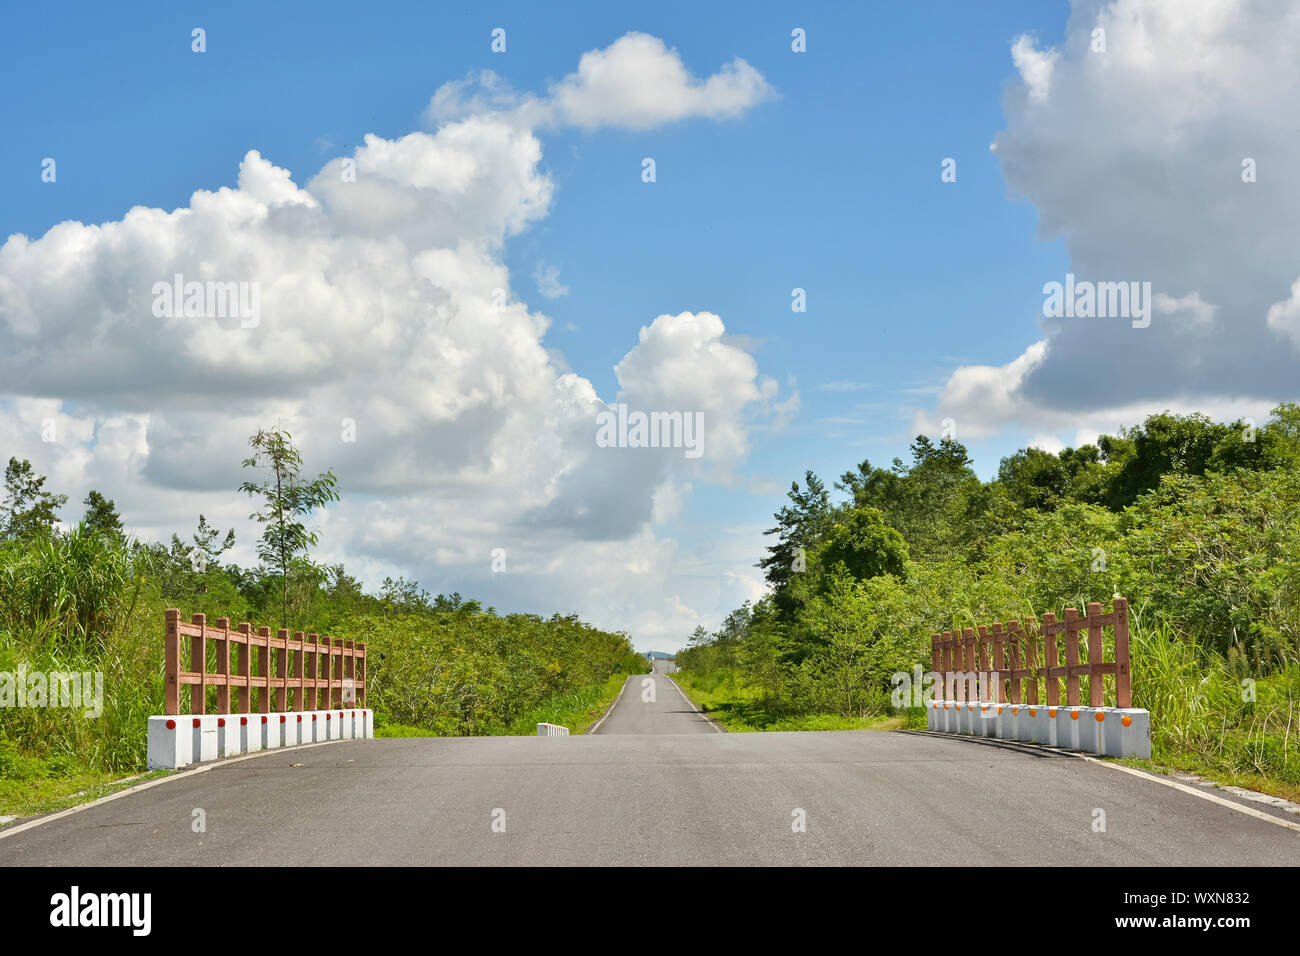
[192,716,218,763]
[926,699,1150,758]
[1101,708,1151,759]
[263,715,282,750]
[238,716,262,755]
[147,717,191,769]
[217,717,240,758]
[537,722,570,736]
[147,709,376,770]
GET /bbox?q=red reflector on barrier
[262,716,268,724]
[166,719,176,730]
[193,718,201,728]
[218,718,225,727]
[326,714,331,720]
[240,717,247,725]
[279,715,285,723]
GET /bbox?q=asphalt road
[590,660,720,735]
[3,661,1297,866]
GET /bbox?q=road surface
[590,659,720,735]
[2,662,1297,866]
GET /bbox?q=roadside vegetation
[676,405,1300,799]
[0,429,640,817]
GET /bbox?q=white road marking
[666,673,723,733]
[0,737,359,841]
[587,674,631,735]
[1076,753,1300,834]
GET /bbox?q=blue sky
[3,0,1069,485]
[3,1,1291,648]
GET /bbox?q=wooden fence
[930,597,1131,709]
[164,609,367,715]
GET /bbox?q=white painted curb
[927,700,1150,758]
[147,709,374,770]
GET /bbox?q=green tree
[82,490,124,539]
[759,471,833,618]
[1101,411,1251,509]
[838,435,980,559]
[997,447,1070,510]
[2,457,67,540]
[189,514,235,572]
[813,507,907,583]
[238,428,340,628]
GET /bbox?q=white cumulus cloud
[0,35,781,651]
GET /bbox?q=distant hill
[643,650,675,660]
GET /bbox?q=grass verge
[1112,754,1300,805]
[0,769,171,823]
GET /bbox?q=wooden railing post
[322,636,333,709]
[191,613,207,715]
[976,624,990,701]
[276,628,289,712]
[991,623,1005,703]
[165,608,181,715]
[358,642,367,706]
[1023,616,1040,705]
[931,634,941,702]
[215,617,231,715]
[236,623,251,713]
[1085,602,1105,707]
[962,627,976,703]
[256,626,271,712]
[344,639,355,704]
[946,632,956,697]
[1042,612,1059,706]
[337,639,346,708]
[1006,620,1022,704]
[1063,607,1082,706]
[306,634,319,710]
[940,631,951,700]
[1114,597,1132,708]
[291,630,304,712]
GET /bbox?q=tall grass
[0,529,162,775]
[0,527,147,654]
[1130,613,1300,786]
[2,529,641,781]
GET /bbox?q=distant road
[3,659,1298,866]
[591,659,719,735]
